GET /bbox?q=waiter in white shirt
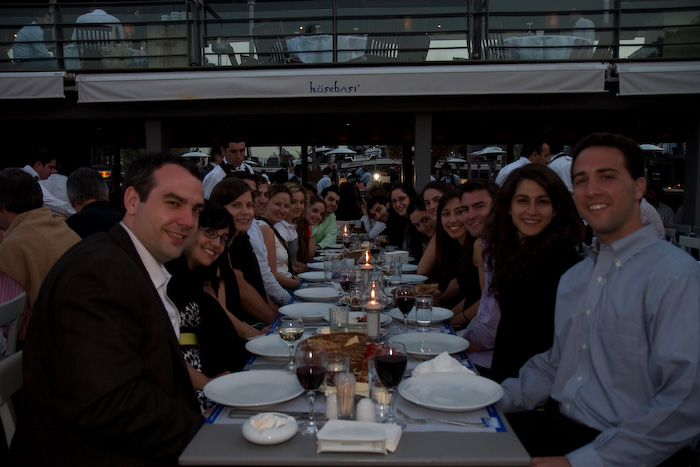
[203,135,254,198]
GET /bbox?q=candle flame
[371,289,376,300]
[365,251,370,263]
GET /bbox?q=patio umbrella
[181,151,210,158]
[327,147,357,155]
[470,146,506,156]
[639,144,663,152]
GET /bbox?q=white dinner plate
[401,263,418,272]
[389,332,469,360]
[294,287,341,302]
[391,274,428,284]
[203,370,304,407]
[278,302,331,321]
[388,307,453,323]
[298,271,326,282]
[398,373,503,412]
[245,332,311,359]
[322,311,392,326]
[306,262,325,270]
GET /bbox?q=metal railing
[1,0,698,72]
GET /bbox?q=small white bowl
[242,412,298,445]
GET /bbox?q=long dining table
[179,268,530,466]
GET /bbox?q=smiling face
[255,181,269,217]
[369,202,391,224]
[287,190,306,221]
[423,188,444,221]
[186,226,229,269]
[123,164,204,264]
[572,146,644,244]
[509,179,554,239]
[322,192,340,214]
[224,191,255,234]
[390,189,410,217]
[440,197,467,242]
[305,201,326,226]
[409,209,436,237]
[264,192,291,224]
[461,189,493,238]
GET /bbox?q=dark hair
[405,194,430,260]
[459,178,499,200]
[521,137,548,161]
[484,164,584,298]
[335,182,362,220]
[296,194,326,262]
[421,180,451,198]
[406,194,427,216]
[322,167,332,175]
[434,189,466,279]
[199,201,235,234]
[67,167,109,205]
[220,134,246,150]
[0,168,43,213]
[367,195,389,212]
[571,132,645,180]
[273,168,288,184]
[124,153,199,203]
[320,184,340,198]
[267,182,292,201]
[225,170,258,186]
[27,146,55,166]
[209,177,254,205]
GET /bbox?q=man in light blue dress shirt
[500,133,700,467]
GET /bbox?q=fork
[396,408,485,428]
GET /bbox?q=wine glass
[381,257,397,287]
[294,341,327,436]
[394,285,416,333]
[337,264,356,305]
[374,341,407,427]
[278,316,304,372]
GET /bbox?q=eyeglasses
[391,195,408,205]
[199,226,233,247]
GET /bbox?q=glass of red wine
[336,264,356,305]
[294,341,327,436]
[374,341,407,427]
[395,285,416,333]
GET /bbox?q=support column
[414,112,432,192]
[145,120,168,153]
[682,119,699,225]
[401,143,414,186]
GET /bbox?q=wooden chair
[482,30,506,60]
[0,350,23,448]
[252,22,290,64]
[0,293,26,356]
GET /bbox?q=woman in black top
[485,164,584,383]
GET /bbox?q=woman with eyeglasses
[166,202,256,412]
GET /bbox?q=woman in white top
[259,184,301,290]
[278,182,309,273]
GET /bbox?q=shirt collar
[590,223,659,267]
[22,165,40,180]
[119,221,171,291]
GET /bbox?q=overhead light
[373,173,380,181]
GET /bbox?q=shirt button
[577,376,583,381]
[615,260,622,268]
[585,309,591,316]
[565,404,571,411]
[597,276,603,283]
[582,343,588,350]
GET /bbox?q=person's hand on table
[531,457,572,467]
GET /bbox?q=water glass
[328,306,349,333]
[323,258,334,284]
[415,294,433,332]
[324,350,350,390]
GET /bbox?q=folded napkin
[317,420,402,454]
[412,351,475,376]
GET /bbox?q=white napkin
[317,420,402,453]
[412,351,475,376]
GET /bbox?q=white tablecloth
[286,34,367,63]
[503,35,593,60]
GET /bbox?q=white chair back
[664,227,676,243]
[0,350,23,447]
[0,293,26,356]
[679,235,700,257]
[670,223,691,235]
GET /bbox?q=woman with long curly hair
[296,194,326,263]
[484,164,584,383]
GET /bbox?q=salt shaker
[356,398,376,423]
[325,393,338,420]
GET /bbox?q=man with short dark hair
[22,147,75,216]
[202,135,254,198]
[11,154,205,466]
[65,167,121,238]
[316,166,333,196]
[312,185,340,249]
[500,133,700,466]
[495,138,551,186]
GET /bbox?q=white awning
[76,63,607,103]
[0,72,66,99]
[617,61,700,95]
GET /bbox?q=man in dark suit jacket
[11,154,206,466]
[65,167,122,238]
